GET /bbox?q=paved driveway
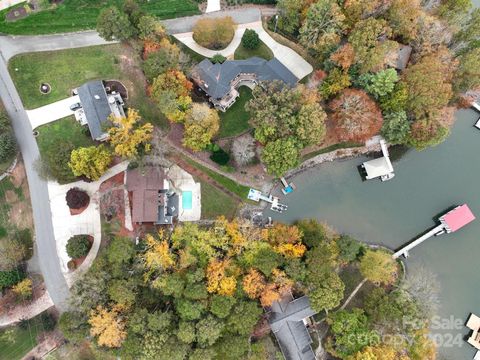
[173,21,313,80]
[26,95,79,129]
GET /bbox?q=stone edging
[0,154,18,181]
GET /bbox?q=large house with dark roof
[126,167,179,225]
[191,57,298,112]
[75,80,125,141]
[267,295,318,360]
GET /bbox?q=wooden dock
[393,224,446,259]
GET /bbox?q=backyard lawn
[0,312,42,360]
[199,180,238,220]
[9,44,168,127]
[234,40,274,61]
[0,0,200,35]
[218,86,253,138]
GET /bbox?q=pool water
[182,191,192,210]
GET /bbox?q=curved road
[0,8,274,311]
[0,31,111,311]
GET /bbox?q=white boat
[475,117,480,130]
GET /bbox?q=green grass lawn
[218,86,253,138]
[36,116,94,156]
[181,155,250,200]
[8,44,168,127]
[0,314,42,360]
[9,45,121,109]
[0,0,200,35]
[198,179,238,220]
[234,40,274,61]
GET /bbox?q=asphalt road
[0,31,112,311]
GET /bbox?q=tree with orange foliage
[263,223,302,246]
[242,269,266,299]
[88,305,127,348]
[150,69,193,123]
[330,44,355,70]
[329,89,383,142]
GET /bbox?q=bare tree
[232,133,256,167]
[401,265,441,317]
[142,129,172,168]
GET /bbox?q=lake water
[267,109,480,359]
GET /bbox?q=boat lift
[280,177,296,195]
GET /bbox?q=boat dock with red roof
[393,204,475,259]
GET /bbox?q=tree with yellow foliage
[12,278,32,300]
[359,249,398,285]
[88,305,126,348]
[143,233,176,274]
[242,269,266,299]
[182,103,220,151]
[206,259,237,296]
[349,344,410,360]
[68,145,112,181]
[108,108,153,159]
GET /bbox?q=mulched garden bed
[5,6,29,22]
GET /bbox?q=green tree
[108,279,137,306]
[142,45,180,82]
[96,6,136,41]
[295,102,327,146]
[407,116,449,150]
[386,0,421,42]
[328,309,379,358]
[360,69,399,99]
[137,15,166,41]
[177,321,196,344]
[320,68,351,99]
[0,269,25,290]
[183,103,220,151]
[403,51,454,119]
[213,334,250,360]
[211,54,226,64]
[359,249,397,285]
[68,145,112,181]
[452,8,480,51]
[38,141,76,183]
[196,315,225,347]
[176,299,205,321]
[276,0,305,34]
[296,219,327,248]
[454,48,480,93]
[299,0,346,54]
[59,311,89,345]
[309,271,345,313]
[106,236,135,274]
[348,18,394,73]
[438,0,472,25]
[379,82,408,113]
[241,29,260,49]
[227,301,262,335]
[66,235,91,259]
[261,137,300,177]
[337,235,363,263]
[381,111,410,145]
[210,295,236,318]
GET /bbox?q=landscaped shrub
[211,54,226,64]
[0,269,25,290]
[192,17,235,50]
[241,29,260,49]
[66,235,91,259]
[39,311,57,331]
[0,132,16,162]
[65,188,90,209]
[210,147,230,165]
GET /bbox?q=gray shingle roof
[77,80,112,140]
[268,296,317,360]
[192,57,298,100]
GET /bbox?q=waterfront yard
[218,86,253,138]
[8,44,167,127]
[0,0,200,35]
[199,179,239,220]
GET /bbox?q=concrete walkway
[173,21,313,80]
[0,0,23,11]
[205,0,221,13]
[0,292,53,327]
[47,161,128,287]
[26,96,79,128]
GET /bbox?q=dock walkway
[393,224,445,259]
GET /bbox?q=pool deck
[167,165,201,221]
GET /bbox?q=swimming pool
[182,191,192,210]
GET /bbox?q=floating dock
[248,188,288,213]
[393,204,475,259]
